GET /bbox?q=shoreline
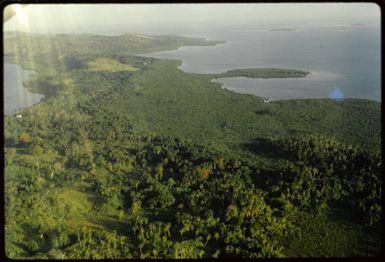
[4,62,45,115]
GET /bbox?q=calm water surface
[4,63,44,115]
[140,23,381,101]
[3,22,381,107]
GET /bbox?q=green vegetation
[86,58,138,72]
[4,31,381,259]
[210,68,309,79]
[283,208,381,257]
[4,32,224,70]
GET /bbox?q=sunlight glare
[13,4,28,25]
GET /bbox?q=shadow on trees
[327,200,364,225]
[240,137,291,160]
[89,218,131,238]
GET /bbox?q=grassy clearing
[56,189,93,217]
[87,58,138,72]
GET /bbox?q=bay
[140,23,381,101]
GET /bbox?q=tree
[63,55,85,70]
[19,132,32,145]
[32,145,43,156]
[5,148,17,165]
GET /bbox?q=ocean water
[3,63,44,115]
[139,22,381,101]
[3,21,381,110]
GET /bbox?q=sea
[3,20,381,115]
[135,21,381,102]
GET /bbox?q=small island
[209,68,309,79]
[269,28,296,31]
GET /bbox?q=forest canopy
[3,31,381,259]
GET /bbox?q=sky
[4,3,380,34]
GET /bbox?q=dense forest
[4,32,382,258]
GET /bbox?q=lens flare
[329,87,344,101]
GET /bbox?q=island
[209,68,309,79]
[269,28,296,31]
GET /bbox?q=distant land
[269,28,296,31]
[209,68,309,79]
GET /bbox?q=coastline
[4,62,45,115]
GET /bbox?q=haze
[4,3,380,34]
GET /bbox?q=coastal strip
[208,68,310,79]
